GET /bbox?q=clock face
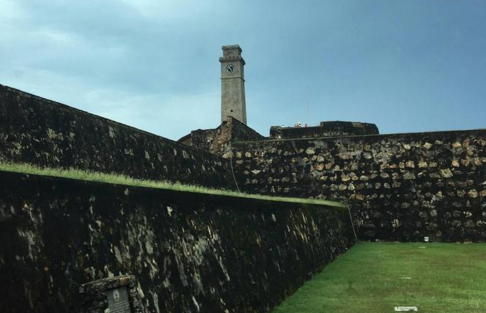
[226,64,235,74]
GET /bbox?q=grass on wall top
[0,162,346,208]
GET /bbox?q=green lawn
[273,242,486,313]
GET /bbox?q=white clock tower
[220,45,247,125]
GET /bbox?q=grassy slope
[273,242,486,313]
[0,162,345,208]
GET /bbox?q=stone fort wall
[0,84,233,189]
[3,81,485,243]
[232,129,486,242]
[2,81,486,312]
[0,170,354,313]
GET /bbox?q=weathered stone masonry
[178,116,264,155]
[0,171,355,313]
[232,130,486,242]
[0,84,233,188]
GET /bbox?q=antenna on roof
[306,87,310,127]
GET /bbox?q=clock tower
[220,45,247,125]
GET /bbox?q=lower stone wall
[0,170,354,313]
[232,129,486,242]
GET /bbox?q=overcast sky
[1,0,485,140]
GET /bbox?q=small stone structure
[79,275,145,313]
[178,116,264,155]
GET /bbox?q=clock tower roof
[222,44,242,51]
[219,45,245,65]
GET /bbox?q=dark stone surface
[0,84,233,189]
[0,170,355,313]
[232,129,486,242]
[270,121,379,139]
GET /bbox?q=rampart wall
[0,84,233,188]
[0,171,354,313]
[232,129,486,242]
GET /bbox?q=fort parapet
[0,84,233,189]
[270,121,379,139]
